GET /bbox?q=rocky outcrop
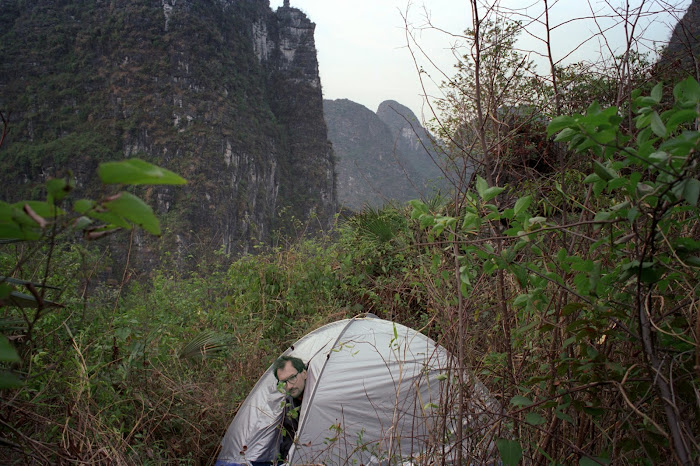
[0,0,336,263]
[376,100,445,184]
[265,4,335,230]
[658,0,699,77]
[324,99,446,211]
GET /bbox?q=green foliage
[98,158,187,186]
[497,438,523,466]
[1,158,186,392]
[0,335,22,389]
[179,330,234,361]
[1,3,697,462]
[410,78,700,463]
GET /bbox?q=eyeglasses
[280,372,299,385]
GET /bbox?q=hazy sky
[269,0,690,120]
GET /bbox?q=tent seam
[288,314,365,463]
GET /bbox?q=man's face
[277,361,307,399]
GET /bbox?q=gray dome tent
[215,314,500,465]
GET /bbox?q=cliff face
[658,0,699,76]
[324,99,446,211]
[376,100,445,184]
[0,0,336,260]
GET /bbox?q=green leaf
[462,213,480,232]
[179,330,233,360]
[86,212,131,231]
[583,406,606,418]
[650,111,666,137]
[547,115,575,136]
[482,186,505,202]
[0,283,10,300]
[0,223,39,241]
[459,266,471,287]
[583,173,601,184]
[580,456,611,466]
[635,96,658,107]
[73,199,95,214]
[662,135,700,164]
[648,151,668,165]
[673,77,700,106]
[510,395,533,407]
[665,109,698,133]
[572,259,593,272]
[98,159,187,185]
[6,291,62,309]
[0,202,40,239]
[585,101,602,115]
[104,192,161,235]
[76,198,130,229]
[0,276,59,290]
[409,199,429,218]
[593,211,612,223]
[681,179,700,206]
[557,248,568,263]
[496,439,523,466]
[0,336,20,363]
[685,256,700,267]
[72,216,93,230]
[13,201,65,218]
[607,178,627,191]
[513,294,529,307]
[650,82,663,103]
[513,196,532,216]
[593,161,617,181]
[592,179,606,198]
[593,129,617,145]
[525,412,547,426]
[475,176,488,200]
[46,177,74,202]
[554,127,578,142]
[561,302,586,316]
[635,111,651,129]
[419,215,435,229]
[0,370,23,389]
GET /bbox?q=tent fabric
[216,315,500,465]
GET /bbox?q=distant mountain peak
[324,98,447,211]
[376,100,420,130]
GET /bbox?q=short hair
[272,355,306,380]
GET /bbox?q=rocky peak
[658,0,700,76]
[376,100,429,155]
[325,99,446,211]
[273,5,321,88]
[376,100,421,132]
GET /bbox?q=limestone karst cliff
[324,99,447,211]
[0,0,336,262]
[658,0,699,76]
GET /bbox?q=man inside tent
[272,356,308,463]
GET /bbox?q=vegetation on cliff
[0,0,336,264]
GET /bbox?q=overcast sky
[269,0,690,121]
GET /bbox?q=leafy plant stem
[111,228,135,323]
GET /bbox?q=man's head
[273,356,307,399]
